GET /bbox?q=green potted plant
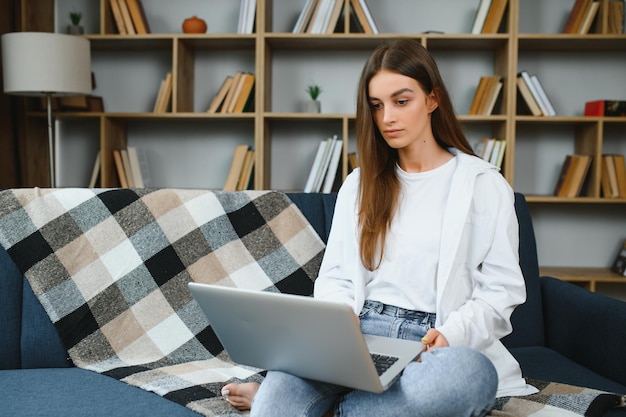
[305,83,322,113]
[68,9,84,34]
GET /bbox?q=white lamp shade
[2,32,92,96]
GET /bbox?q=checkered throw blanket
[491,378,624,417]
[0,188,325,416]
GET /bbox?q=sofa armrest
[541,276,626,387]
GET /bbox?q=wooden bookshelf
[13,0,626,298]
[541,267,626,292]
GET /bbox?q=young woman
[222,38,537,416]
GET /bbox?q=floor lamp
[1,32,91,187]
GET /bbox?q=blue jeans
[250,300,498,417]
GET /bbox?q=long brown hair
[355,38,474,271]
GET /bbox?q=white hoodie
[314,149,537,397]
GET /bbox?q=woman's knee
[401,347,497,415]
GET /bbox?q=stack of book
[304,135,343,193]
[601,154,626,198]
[471,0,509,34]
[111,147,151,188]
[562,0,601,34]
[516,70,556,117]
[293,0,378,34]
[553,154,592,198]
[468,75,503,115]
[223,144,255,191]
[206,72,255,114]
[474,138,506,169]
[109,0,150,35]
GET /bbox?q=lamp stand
[46,93,55,188]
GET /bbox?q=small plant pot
[67,25,84,34]
[305,100,321,113]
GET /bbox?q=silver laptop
[188,282,425,393]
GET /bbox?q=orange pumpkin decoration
[182,16,207,34]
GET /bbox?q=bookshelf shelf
[540,267,625,293]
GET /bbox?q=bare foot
[221,382,260,411]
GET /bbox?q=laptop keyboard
[370,353,399,376]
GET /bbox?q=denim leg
[336,346,498,417]
[250,370,348,417]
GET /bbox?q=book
[236,149,255,190]
[471,0,492,34]
[529,74,557,116]
[223,144,250,191]
[231,73,255,113]
[358,0,379,34]
[554,154,591,197]
[307,0,331,34]
[220,71,243,114]
[607,1,624,34]
[293,0,318,33]
[474,137,495,160]
[325,0,345,34]
[113,149,129,188]
[237,0,257,34]
[322,137,343,193]
[125,0,150,35]
[349,0,373,34]
[153,72,173,113]
[481,0,508,34]
[88,151,101,188]
[519,70,550,116]
[578,0,600,34]
[610,239,626,276]
[348,152,359,170]
[109,0,127,34]
[563,0,592,33]
[601,154,619,197]
[304,139,328,192]
[468,76,491,115]
[516,75,543,116]
[120,148,135,187]
[206,76,234,113]
[117,0,136,35]
[613,154,626,198]
[127,146,145,188]
[584,100,626,116]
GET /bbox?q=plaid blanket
[491,378,624,417]
[0,188,325,417]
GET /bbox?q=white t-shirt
[364,156,456,312]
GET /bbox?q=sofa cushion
[501,193,544,349]
[21,278,72,369]
[286,192,336,243]
[0,245,22,369]
[510,346,626,395]
[0,368,201,417]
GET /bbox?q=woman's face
[367,69,438,152]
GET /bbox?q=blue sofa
[1,191,625,416]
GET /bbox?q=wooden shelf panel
[518,34,626,52]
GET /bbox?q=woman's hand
[421,328,449,352]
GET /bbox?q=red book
[584,100,626,117]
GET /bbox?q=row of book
[304,135,343,193]
[563,0,601,34]
[207,72,255,114]
[471,0,509,34]
[223,144,255,191]
[468,75,503,116]
[106,147,151,188]
[109,0,150,35]
[474,138,506,169]
[516,70,557,117]
[553,153,626,198]
[293,0,378,34]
